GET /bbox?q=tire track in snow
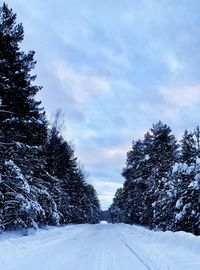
[115,231,159,270]
[116,225,173,270]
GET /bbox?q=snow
[0,223,200,270]
[172,162,188,174]
[100,220,108,224]
[194,173,200,181]
[175,198,183,209]
[175,212,184,221]
[5,160,30,192]
[144,154,150,161]
[188,180,200,189]
[196,158,200,164]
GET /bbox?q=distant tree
[109,188,125,223]
[194,126,200,157]
[100,210,109,222]
[83,183,100,224]
[45,112,100,224]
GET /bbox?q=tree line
[109,121,200,235]
[0,3,100,231]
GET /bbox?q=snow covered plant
[109,122,200,235]
[0,3,100,231]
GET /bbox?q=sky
[6,0,200,209]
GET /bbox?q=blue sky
[7,0,200,209]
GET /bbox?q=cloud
[79,144,128,167]
[7,0,200,208]
[160,84,200,108]
[54,63,111,106]
[90,180,122,210]
[139,84,200,122]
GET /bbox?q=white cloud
[79,145,128,167]
[160,84,200,108]
[138,85,200,121]
[54,63,111,105]
[90,179,122,210]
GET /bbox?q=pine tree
[0,142,60,230]
[0,3,49,230]
[45,118,100,224]
[145,122,179,226]
[181,130,196,164]
[153,161,200,235]
[0,3,101,230]
[0,4,60,230]
[121,140,149,224]
[81,183,100,224]
[109,188,125,223]
[0,3,47,145]
[122,140,145,180]
[194,126,200,157]
[144,121,179,178]
[110,122,179,228]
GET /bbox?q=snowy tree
[181,130,196,164]
[144,121,179,178]
[120,140,150,224]
[0,3,100,230]
[169,161,200,235]
[122,140,145,180]
[0,4,49,230]
[0,3,47,145]
[109,188,125,223]
[0,142,61,230]
[109,122,180,229]
[45,114,100,224]
[82,184,100,224]
[143,122,179,226]
[194,126,200,157]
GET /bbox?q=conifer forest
[0,3,100,230]
[1,2,200,238]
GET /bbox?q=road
[0,222,200,270]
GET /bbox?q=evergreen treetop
[0,3,47,145]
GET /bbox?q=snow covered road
[1,223,200,270]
